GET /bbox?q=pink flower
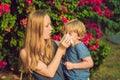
[96,33,102,39]
[94,41,99,48]
[60,5,68,13]
[96,27,101,33]
[91,23,97,29]
[91,5,102,16]
[89,0,96,5]
[95,27,102,39]
[0,5,3,15]
[86,21,98,30]
[51,33,62,41]
[1,4,10,13]
[89,45,97,51]
[76,0,86,6]
[0,61,7,68]
[0,10,2,15]
[20,18,27,28]
[61,17,69,23]
[76,0,89,6]
[58,11,64,15]
[86,21,91,28]
[0,4,10,14]
[49,1,55,6]
[103,8,112,18]
[81,33,92,45]
[26,0,32,5]
[89,0,102,5]
[95,0,102,5]
[5,26,11,32]
[88,33,93,41]
[81,39,89,45]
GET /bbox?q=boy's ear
[77,36,81,39]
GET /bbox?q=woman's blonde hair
[23,10,54,72]
[64,19,86,40]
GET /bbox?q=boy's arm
[64,56,94,70]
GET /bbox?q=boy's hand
[64,62,74,70]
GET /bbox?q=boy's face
[69,32,80,42]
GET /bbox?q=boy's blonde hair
[64,19,86,40]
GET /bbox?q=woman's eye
[45,24,49,27]
[46,24,51,27]
[46,25,49,27]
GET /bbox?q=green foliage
[91,40,110,68]
[0,54,4,61]
[103,0,120,33]
[91,42,120,80]
[0,0,11,3]
[0,13,16,30]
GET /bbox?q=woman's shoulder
[20,48,26,54]
[52,40,59,46]
[19,48,27,59]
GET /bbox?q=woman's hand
[58,34,71,55]
[59,34,71,47]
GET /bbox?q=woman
[20,10,71,80]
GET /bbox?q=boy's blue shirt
[63,42,91,80]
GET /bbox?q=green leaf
[10,38,17,47]
[18,39,24,47]
[0,55,4,61]
[17,31,25,38]
[54,0,61,10]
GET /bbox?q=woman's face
[43,15,53,39]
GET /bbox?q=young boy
[63,19,94,80]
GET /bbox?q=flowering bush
[0,0,119,74]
